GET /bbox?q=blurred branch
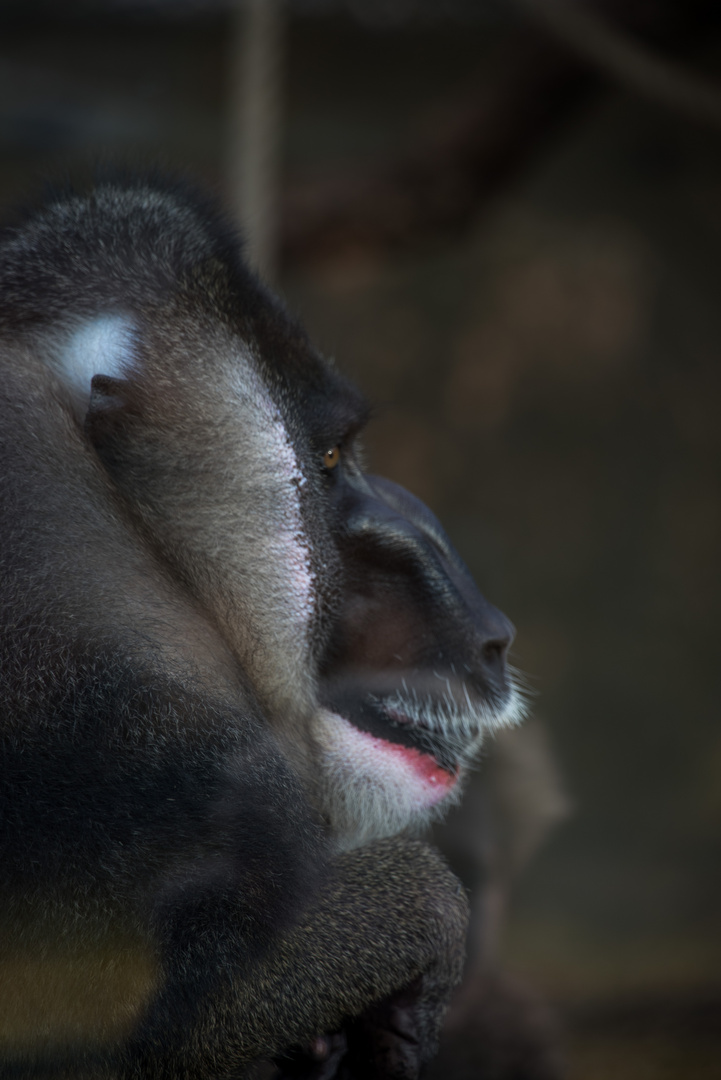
[227,0,285,282]
[281,37,591,267]
[516,0,721,126]
[280,0,721,268]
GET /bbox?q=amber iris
[324,446,341,469]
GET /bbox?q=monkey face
[295,401,520,846]
[243,324,522,847]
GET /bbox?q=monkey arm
[120,841,467,1080]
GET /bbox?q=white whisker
[372,672,525,769]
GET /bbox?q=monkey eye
[323,445,341,470]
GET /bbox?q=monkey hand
[274,975,451,1080]
[272,841,468,1080]
[273,1033,349,1079]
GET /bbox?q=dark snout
[334,471,515,694]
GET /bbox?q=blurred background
[0,1,719,1077]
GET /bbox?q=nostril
[482,639,508,666]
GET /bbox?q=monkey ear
[85,373,135,448]
[89,374,129,411]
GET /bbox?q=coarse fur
[0,173,519,1078]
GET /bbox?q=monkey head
[10,179,521,850]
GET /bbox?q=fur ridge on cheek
[229,360,316,635]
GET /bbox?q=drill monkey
[0,176,520,1078]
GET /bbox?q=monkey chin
[315,710,465,849]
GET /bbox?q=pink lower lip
[375,737,457,791]
[322,712,460,812]
[380,712,457,787]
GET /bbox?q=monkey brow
[308,377,372,447]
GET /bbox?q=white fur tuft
[54,315,137,414]
[316,711,462,849]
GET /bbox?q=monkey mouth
[319,671,519,778]
[328,692,460,774]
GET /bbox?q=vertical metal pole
[227,0,284,283]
